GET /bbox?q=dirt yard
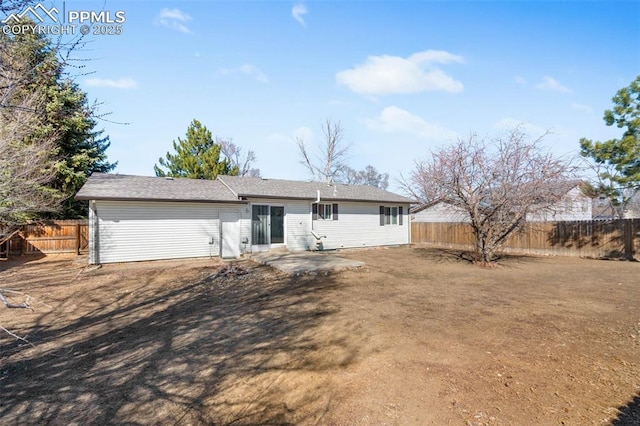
[1,248,639,425]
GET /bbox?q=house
[525,185,592,222]
[75,173,413,264]
[411,200,470,223]
[412,182,592,223]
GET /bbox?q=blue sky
[57,1,639,189]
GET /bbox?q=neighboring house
[591,197,615,220]
[592,191,640,220]
[526,185,592,222]
[411,182,591,223]
[75,173,412,264]
[624,192,640,219]
[411,200,470,223]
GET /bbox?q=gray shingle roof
[75,173,413,204]
[217,175,413,203]
[75,173,243,203]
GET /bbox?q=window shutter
[379,206,385,226]
[399,206,403,225]
[312,203,318,220]
[332,203,338,220]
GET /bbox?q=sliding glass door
[251,205,269,245]
[270,206,284,244]
[251,205,284,246]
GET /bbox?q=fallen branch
[0,325,35,347]
[0,289,32,309]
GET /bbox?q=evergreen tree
[154,120,239,179]
[50,81,116,218]
[580,75,640,218]
[1,27,116,220]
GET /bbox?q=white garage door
[95,201,234,263]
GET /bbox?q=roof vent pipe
[315,190,320,203]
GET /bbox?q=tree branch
[0,325,34,347]
[0,289,32,309]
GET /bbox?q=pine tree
[154,120,239,179]
[580,75,640,218]
[49,81,116,218]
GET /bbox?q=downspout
[90,200,99,264]
[310,190,320,249]
[311,190,320,232]
[407,204,412,246]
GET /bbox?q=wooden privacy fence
[0,220,89,258]
[411,219,640,259]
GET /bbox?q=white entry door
[220,212,241,258]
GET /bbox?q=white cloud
[239,64,268,83]
[365,106,458,141]
[292,126,314,144]
[336,50,464,96]
[292,3,308,27]
[571,102,593,114]
[154,8,192,33]
[84,77,138,89]
[265,126,315,149]
[407,50,464,64]
[535,76,571,93]
[514,75,527,84]
[327,99,349,106]
[493,118,549,137]
[218,64,268,83]
[267,126,314,145]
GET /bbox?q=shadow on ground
[613,394,640,426]
[0,261,355,424]
[413,247,540,266]
[0,253,48,273]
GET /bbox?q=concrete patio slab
[249,251,365,275]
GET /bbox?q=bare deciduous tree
[0,0,31,14]
[297,119,350,183]
[0,92,60,225]
[404,127,574,265]
[219,139,260,177]
[342,165,389,189]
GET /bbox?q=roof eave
[75,195,247,204]
[240,194,412,203]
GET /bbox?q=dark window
[315,203,338,220]
[380,205,403,226]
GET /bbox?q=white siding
[412,203,470,223]
[92,199,409,263]
[88,201,98,264]
[237,205,252,253]
[245,199,314,251]
[286,200,314,251]
[527,187,592,222]
[93,200,246,263]
[312,201,410,250]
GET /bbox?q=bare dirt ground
[0,247,639,425]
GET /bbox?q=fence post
[19,226,23,256]
[76,223,81,255]
[623,219,632,260]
